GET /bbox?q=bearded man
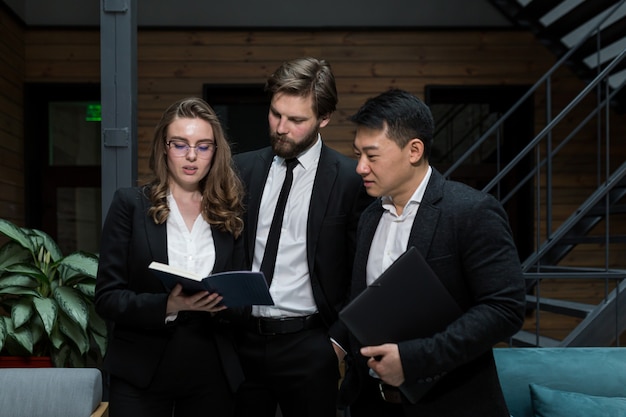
[232,57,373,417]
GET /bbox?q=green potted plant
[0,218,106,367]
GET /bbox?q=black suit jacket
[339,168,527,416]
[95,186,245,391]
[233,144,373,329]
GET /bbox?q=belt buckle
[255,318,273,336]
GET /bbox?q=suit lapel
[306,145,337,272]
[408,168,444,257]
[212,226,231,271]
[352,203,384,296]
[140,189,168,264]
[409,204,439,257]
[245,149,274,263]
[354,168,444,297]
[142,188,231,272]
[302,146,346,322]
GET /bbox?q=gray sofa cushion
[0,368,103,417]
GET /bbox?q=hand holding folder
[339,246,463,403]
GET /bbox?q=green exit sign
[86,103,101,122]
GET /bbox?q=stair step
[526,295,594,318]
[511,0,560,26]
[537,0,621,41]
[588,203,626,215]
[555,235,626,245]
[510,330,561,347]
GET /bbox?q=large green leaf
[0,219,36,253]
[0,219,104,365]
[54,343,86,368]
[29,315,46,347]
[11,298,34,329]
[88,303,107,337]
[0,273,39,289]
[3,263,45,280]
[58,312,89,355]
[0,286,41,297]
[52,343,71,367]
[75,281,96,298]
[6,320,34,354]
[0,316,7,350]
[54,286,88,331]
[57,252,99,279]
[0,241,32,270]
[0,318,29,355]
[51,350,65,367]
[33,297,58,336]
[49,325,64,350]
[2,264,47,293]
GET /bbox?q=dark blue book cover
[149,262,274,307]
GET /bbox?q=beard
[270,124,320,159]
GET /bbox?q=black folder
[339,246,463,403]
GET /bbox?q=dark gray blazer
[95,186,245,391]
[341,167,526,416]
[233,144,373,329]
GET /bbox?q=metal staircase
[445,0,626,347]
[490,0,626,111]
[517,162,626,347]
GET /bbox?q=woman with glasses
[95,97,245,417]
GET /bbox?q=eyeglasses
[166,139,217,159]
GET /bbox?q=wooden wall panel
[20,27,626,343]
[130,29,565,175]
[22,27,623,231]
[0,6,25,225]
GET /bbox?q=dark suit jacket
[233,144,373,329]
[95,186,245,391]
[339,168,527,416]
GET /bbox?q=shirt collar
[382,166,432,215]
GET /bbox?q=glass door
[24,83,102,254]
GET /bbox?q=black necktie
[260,158,298,284]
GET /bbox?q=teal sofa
[494,347,626,417]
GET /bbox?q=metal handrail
[444,0,626,180]
[484,49,626,195]
[455,1,626,346]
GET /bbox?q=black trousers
[235,326,340,417]
[347,376,405,417]
[108,321,234,417]
[348,359,511,417]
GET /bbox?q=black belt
[378,382,403,404]
[247,314,323,335]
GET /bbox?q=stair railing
[444,0,626,346]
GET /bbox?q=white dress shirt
[166,193,216,278]
[366,166,432,285]
[251,136,322,317]
[163,194,216,322]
